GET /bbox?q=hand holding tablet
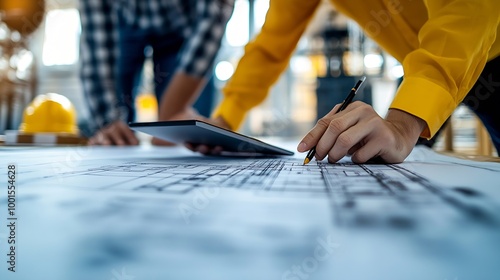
[129,120,294,156]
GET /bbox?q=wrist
[214,116,231,130]
[158,107,186,121]
[385,109,426,152]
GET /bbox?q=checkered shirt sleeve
[79,0,126,131]
[178,0,234,77]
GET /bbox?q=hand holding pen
[298,75,426,165]
[302,77,366,165]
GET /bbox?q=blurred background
[0,0,494,155]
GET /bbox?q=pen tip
[303,158,310,165]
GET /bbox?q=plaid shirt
[79,0,234,132]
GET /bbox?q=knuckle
[351,153,366,164]
[351,101,364,107]
[336,134,353,148]
[316,117,331,129]
[370,116,387,132]
[328,118,346,132]
[359,103,373,114]
[327,154,337,164]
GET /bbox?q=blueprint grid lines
[11,151,499,227]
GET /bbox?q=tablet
[129,120,294,156]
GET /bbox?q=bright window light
[253,0,270,32]
[42,9,81,66]
[215,61,234,81]
[290,56,312,74]
[363,54,384,69]
[225,0,249,47]
[390,65,404,79]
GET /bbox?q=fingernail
[298,142,307,152]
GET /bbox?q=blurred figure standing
[79,0,234,145]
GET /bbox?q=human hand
[183,114,229,155]
[182,116,227,155]
[297,102,426,164]
[88,120,139,146]
[152,107,228,154]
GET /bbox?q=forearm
[177,0,234,77]
[159,1,234,121]
[391,0,500,138]
[79,0,120,129]
[158,72,206,120]
[213,0,322,130]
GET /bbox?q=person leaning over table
[161,0,500,163]
[79,0,234,145]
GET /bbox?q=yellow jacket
[213,0,500,138]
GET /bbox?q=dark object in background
[314,14,373,120]
[316,75,372,120]
[415,119,449,148]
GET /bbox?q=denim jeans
[115,26,215,123]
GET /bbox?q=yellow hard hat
[19,93,79,135]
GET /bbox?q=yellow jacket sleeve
[390,0,500,138]
[213,0,321,130]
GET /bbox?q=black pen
[303,76,366,165]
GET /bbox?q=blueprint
[5,145,500,226]
[1,144,500,280]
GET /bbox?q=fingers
[184,143,223,155]
[325,121,372,163]
[196,145,210,154]
[297,104,342,152]
[106,125,127,146]
[315,113,360,160]
[88,132,110,146]
[181,116,231,155]
[350,139,383,164]
[299,101,401,164]
[347,142,363,156]
[151,137,176,146]
[198,145,223,155]
[184,142,195,151]
[311,102,373,160]
[212,146,224,154]
[89,121,139,146]
[116,122,139,145]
